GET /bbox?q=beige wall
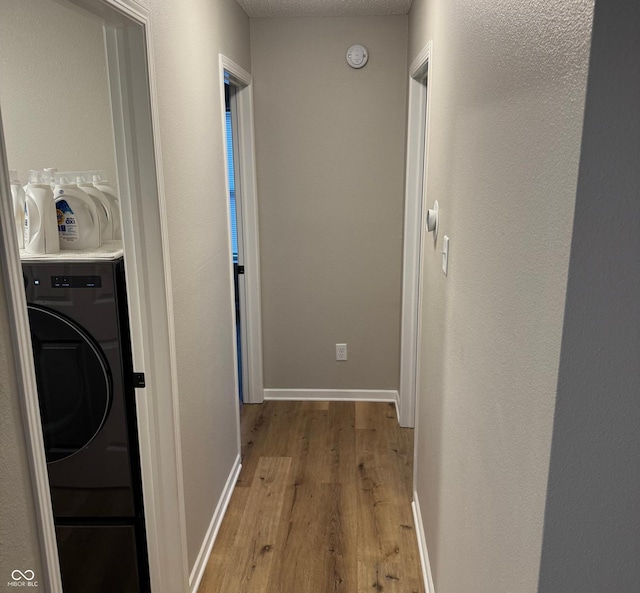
[408,0,594,592]
[0,270,43,582]
[147,0,250,571]
[251,16,408,391]
[0,0,117,185]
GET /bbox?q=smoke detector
[346,44,368,69]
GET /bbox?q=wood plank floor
[198,401,424,593]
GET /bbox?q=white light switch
[442,235,449,275]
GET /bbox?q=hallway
[199,401,423,593]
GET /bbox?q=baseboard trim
[264,389,400,420]
[412,491,436,593]
[264,388,399,405]
[189,454,242,593]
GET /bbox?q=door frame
[0,1,189,591]
[399,42,433,429]
[219,54,265,405]
[226,82,250,402]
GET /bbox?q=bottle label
[56,199,79,243]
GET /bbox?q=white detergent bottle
[24,170,60,254]
[9,170,26,249]
[92,171,122,240]
[54,174,101,250]
[76,172,113,241]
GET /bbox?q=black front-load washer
[22,257,150,593]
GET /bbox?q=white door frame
[219,54,265,405]
[0,1,189,591]
[226,82,251,403]
[398,42,433,429]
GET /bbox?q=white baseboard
[264,388,399,404]
[189,454,242,593]
[264,389,400,421]
[412,491,435,593]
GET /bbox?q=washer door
[28,305,113,463]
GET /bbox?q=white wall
[538,0,640,589]
[251,16,408,391]
[408,0,595,591]
[0,0,117,185]
[147,0,250,571]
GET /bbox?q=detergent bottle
[9,170,25,249]
[76,172,114,241]
[92,171,122,240]
[53,174,101,250]
[24,169,60,254]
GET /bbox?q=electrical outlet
[336,343,347,361]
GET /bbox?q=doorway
[219,55,264,406]
[0,1,188,591]
[225,80,247,403]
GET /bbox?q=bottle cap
[75,171,93,185]
[28,169,52,185]
[53,172,75,187]
[91,170,109,184]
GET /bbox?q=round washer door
[28,305,113,463]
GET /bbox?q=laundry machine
[22,255,150,593]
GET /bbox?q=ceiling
[235,0,414,18]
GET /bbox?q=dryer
[22,257,150,593]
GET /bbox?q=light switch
[442,235,449,275]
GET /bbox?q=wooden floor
[198,401,424,593]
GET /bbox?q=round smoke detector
[346,44,368,69]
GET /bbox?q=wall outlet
[336,343,347,361]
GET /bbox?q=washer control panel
[50,275,102,288]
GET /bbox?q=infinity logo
[11,570,35,581]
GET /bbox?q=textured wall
[538,0,640,590]
[408,0,595,591]
[147,0,250,571]
[0,0,117,185]
[252,16,408,391]
[0,269,43,583]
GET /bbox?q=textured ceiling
[235,0,413,18]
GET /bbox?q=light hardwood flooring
[198,401,424,593]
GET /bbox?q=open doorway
[219,55,264,406]
[225,80,247,403]
[1,4,151,589]
[0,1,187,591]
